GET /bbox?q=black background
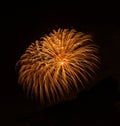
[1,6,120,126]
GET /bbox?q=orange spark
[16,28,100,105]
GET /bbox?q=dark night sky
[1,7,120,126]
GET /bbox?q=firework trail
[16,28,100,105]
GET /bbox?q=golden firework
[16,28,100,105]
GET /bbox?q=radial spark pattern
[16,28,100,105]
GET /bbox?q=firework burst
[16,28,100,105]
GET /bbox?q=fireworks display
[16,28,100,105]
